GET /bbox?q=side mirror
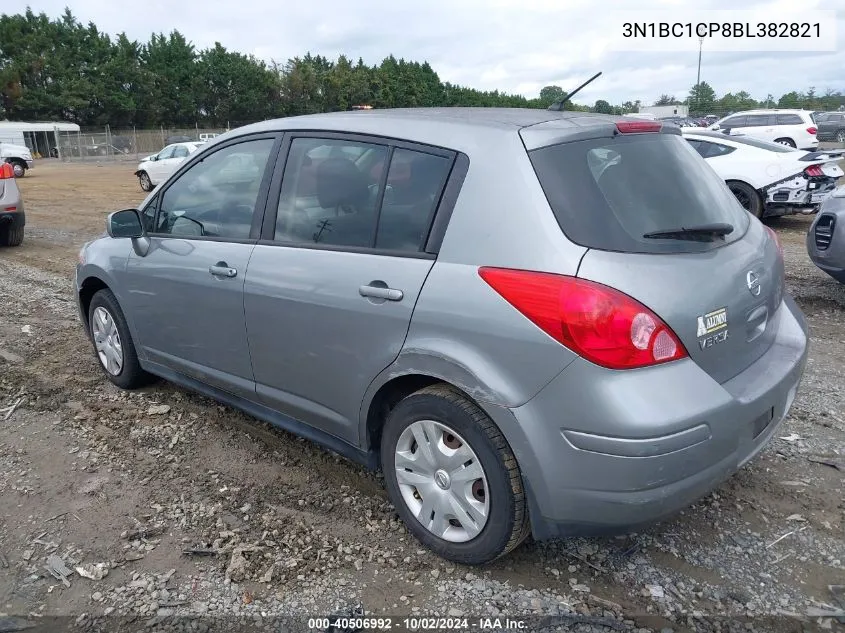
[107,209,144,239]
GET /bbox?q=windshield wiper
[643,222,734,241]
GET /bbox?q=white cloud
[18,0,845,106]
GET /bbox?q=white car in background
[134,142,203,191]
[708,109,818,150]
[684,130,844,218]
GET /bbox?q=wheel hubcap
[394,420,489,543]
[92,306,123,376]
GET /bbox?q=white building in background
[0,120,81,156]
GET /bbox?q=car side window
[745,114,772,127]
[687,140,733,159]
[172,145,189,159]
[722,116,746,128]
[154,138,274,240]
[376,148,452,252]
[157,146,176,160]
[274,138,389,247]
[776,114,803,125]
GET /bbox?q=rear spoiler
[799,149,845,162]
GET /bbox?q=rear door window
[745,114,774,126]
[528,133,750,254]
[776,113,804,125]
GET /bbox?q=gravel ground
[0,162,843,633]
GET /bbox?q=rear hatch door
[524,125,783,384]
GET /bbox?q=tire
[381,384,530,565]
[0,224,24,247]
[728,180,764,219]
[774,138,796,148]
[138,171,153,192]
[87,289,152,389]
[10,161,26,178]
[837,130,845,144]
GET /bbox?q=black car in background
[816,112,845,143]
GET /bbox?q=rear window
[528,133,751,254]
[776,113,804,125]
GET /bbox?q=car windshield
[528,132,750,254]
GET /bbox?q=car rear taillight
[615,120,662,134]
[804,164,824,177]
[478,267,688,370]
[0,163,13,179]
[807,127,817,135]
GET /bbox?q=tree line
[1,8,842,129]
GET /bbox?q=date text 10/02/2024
[307,616,528,630]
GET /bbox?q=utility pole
[696,37,703,113]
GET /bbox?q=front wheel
[138,171,153,192]
[728,180,764,219]
[381,384,529,565]
[774,137,796,148]
[87,289,152,389]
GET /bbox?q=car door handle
[359,284,403,301]
[209,262,237,278]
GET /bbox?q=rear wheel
[774,138,796,148]
[836,130,845,144]
[138,171,153,192]
[381,384,530,565]
[0,224,24,246]
[728,180,764,219]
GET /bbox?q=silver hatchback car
[75,109,809,564]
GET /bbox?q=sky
[14,0,845,106]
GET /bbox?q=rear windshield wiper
[643,222,734,241]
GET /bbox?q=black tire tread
[409,383,530,560]
[88,288,153,389]
[0,225,24,246]
[727,180,763,219]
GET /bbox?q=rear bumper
[0,210,25,229]
[765,176,837,209]
[486,294,809,539]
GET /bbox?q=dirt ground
[0,160,843,633]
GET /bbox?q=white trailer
[0,120,81,156]
[640,105,689,119]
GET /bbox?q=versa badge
[696,307,729,349]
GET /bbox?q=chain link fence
[44,110,845,163]
[53,126,233,162]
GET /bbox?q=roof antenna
[547,71,602,111]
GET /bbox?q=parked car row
[77,108,815,564]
